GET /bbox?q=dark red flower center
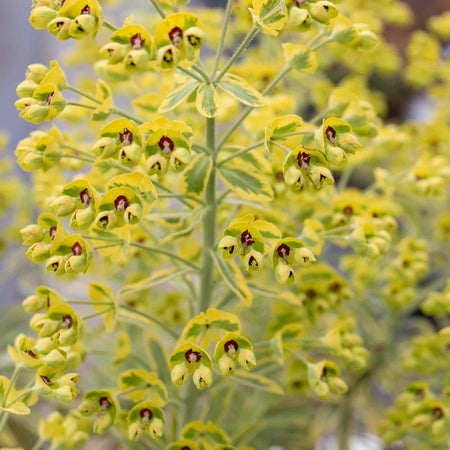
[25,349,37,358]
[163,48,174,63]
[158,136,174,155]
[61,314,73,329]
[140,408,153,423]
[180,447,191,450]
[224,339,238,354]
[49,226,57,240]
[119,128,133,146]
[343,206,353,215]
[99,396,112,412]
[41,375,51,385]
[169,27,183,46]
[185,348,201,363]
[240,230,255,248]
[325,126,336,145]
[81,5,91,14]
[72,242,82,256]
[321,367,327,379]
[306,289,316,299]
[297,151,311,169]
[79,188,91,208]
[433,407,444,421]
[131,33,145,50]
[114,195,129,211]
[330,281,341,292]
[46,92,54,107]
[276,243,290,260]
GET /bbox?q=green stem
[102,21,118,32]
[177,66,204,83]
[5,388,34,409]
[82,307,113,320]
[63,144,94,158]
[0,411,9,435]
[112,107,144,124]
[148,0,166,18]
[192,143,209,154]
[212,0,234,77]
[218,139,264,166]
[158,193,205,205]
[67,101,96,110]
[65,85,101,104]
[67,300,112,306]
[153,180,195,209]
[276,130,315,138]
[191,65,211,84]
[199,117,217,313]
[214,26,258,83]
[30,437,44,450]
[93,243,122,250]
[62,154,95,164]
[129,241,200,271]
[119,304,178,339]
[2,366,21,408]
[81,234,122,242]
[217,65,291,150]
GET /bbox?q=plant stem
[148,0,166,18]
[276,130,315,138]
[211,0,234,77]
[119,304,178,339]
[158,193,205,205]
[199,117,217,313]
[218,139,264,166]
[112,108,144,125]
[65,85,101,104]
[2,366,21,408]
[63,144,94,158]
[214,25,258,83]
[177,66,204,83]
[62,154,95,164]
[93,243,122,250]
[102,21,118,32]
[129,242,200,271]
[67,300,112,306]
[191,65,211,84]
[67,101,96,110]
[153,180,196,209]
[30,437,44,450]
[83,307,113,320]
[5,388,34,409]
[217,65,291,150]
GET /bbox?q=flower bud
[170,148,191,172]
[357,29,378,50]
[54,385,75,404]
[50,195,77,216]
[46,255,67,276]
[100,42,127,63]
[79,398,97,416]
[309,166,334,188]
[72,431,89,448]
[20,224,45,245]
[65,254,87,274]
[314,380,330,398]
[35,337,54,354]
[146,154,168,176]
[119,143,142,167]
[15,97,38,111]
[310,1,339,23]
[42,348,66,368]
[171,363,188,386]
[95,210,117,230]
[27,242,51,263]
[218,355,235,376]
[284,165,304,190]
[294,247,316,267]
[243,250,264,272]
[185,26,205,49]
[21,151,43,171]
[238,349,256,370]
[193,365,213,389]
[156,45,181,70]
[30,6,57,30]
[124,49,149,71]
[125,203,143,225]
[289,7,312,31]
[149,418,165,439]
[69,14,96,40]
[23,294,45,313]
[325,146,347,166]
[47,17,72,40]
[70,207,94,230]
[128,422,143,441]
[93,137,117,158]
[337,133,361,154]
[16,80,38,98]
[34,317,59,338]
[275,263,295,285]
[218,235,238,260]
[328,377,348,395]
[26,64,48,83]
[24,104,49,124]
[364,243,381,259]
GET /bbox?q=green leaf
[218,165,273,203]
[218,74,265,107]
[158,81,200,114]
[233,370,285,395]
[179,154,212,196]
[196,83,220,118]
[211,251,253,306]
[283,43,318,73]
[88,97,114,127]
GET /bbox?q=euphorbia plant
[1,0,449,449]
